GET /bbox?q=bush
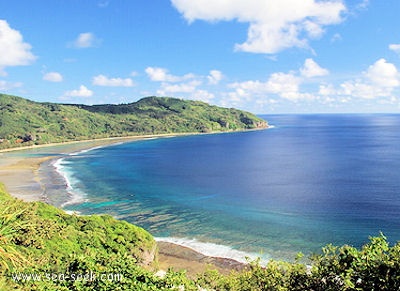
[2,184,400,290]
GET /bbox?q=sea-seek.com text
[11,271,123,282]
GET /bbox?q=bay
[54,114,400,261]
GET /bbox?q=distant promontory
[0,94,267,150]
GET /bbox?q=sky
[1,0,400,113]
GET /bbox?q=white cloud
[64,85,93,97]
[207,70,223,84]
[300,58,329,78]
[43,72,63,82]
[145,66,219,102]
[0,20,36,74]
[330,33,342,43]
[157,80,202,95]
[389,44,400,54]
[318,83,336,96]
[92,74,134,87]
[339,81,387,100]
[156,80,215,103]
[191,89,215,102]
[224,58,334,107]
[0,80,22,91]
[365,58,400,88]
[266,72,303,100]
[145,67,194,82]
[229,71,309,101]
[303,20,324,38]
[356,0,369,10]
[145,67,179,82]
[171,0,346,54]
[323,59,400,100]
[72,32,98,48]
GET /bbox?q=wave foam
[155,237,269,265]
[68,145,106,156]
[53,158,88,207]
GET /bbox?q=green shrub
[2,184,400,290]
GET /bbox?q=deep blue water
[55,114,400,261]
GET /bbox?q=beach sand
[0,155,54,202]
[0,137,246,277]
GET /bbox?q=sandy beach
[0,137,143,201]
[0,155,55,202]
[0,136,246,277]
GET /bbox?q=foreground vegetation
[0,94,267,150]
[1,184,400,290]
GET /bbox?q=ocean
[40,114,400,262]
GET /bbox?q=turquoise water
[45,114,400,261]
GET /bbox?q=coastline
[0,133,253,276]
[0,126,268,154]
[0,136,146,202]
[0,132,195,154]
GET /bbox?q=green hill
[0,94,267,149]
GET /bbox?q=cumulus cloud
[343,59,400,99]
[318,83,336,96]
[356,0,369,10]
[365,58,399,88]
[171,0,346,54]
[145,66,216,102]
[64,85,93,97]
[92,74,134,87]
[266,72,302,99]
[300,58,329,78]
[72,32,99,48]
[389,44,400,54]
[226,58,400,108]
[339,81,381,99]
[146,67,179,82]
[191,89,215,102]
[0,80,22,91]
[227,59,330,102]
[207,70,223,84]
[229,71,309,101]
[157,80,202,94]
[330,33,342,43]
[323,59,400,99]
[0,19,36,75]
[157,80,215,103]
[145,67,194,82]
[43,72,63,82]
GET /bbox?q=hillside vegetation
[1,184,400,290]
[0,94,267,149]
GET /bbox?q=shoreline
[0,127,268,154]
[0,132,255,276]
[0,133,193,153]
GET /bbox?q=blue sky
[1,0,400,113]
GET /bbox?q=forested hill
[0,94,267,149]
